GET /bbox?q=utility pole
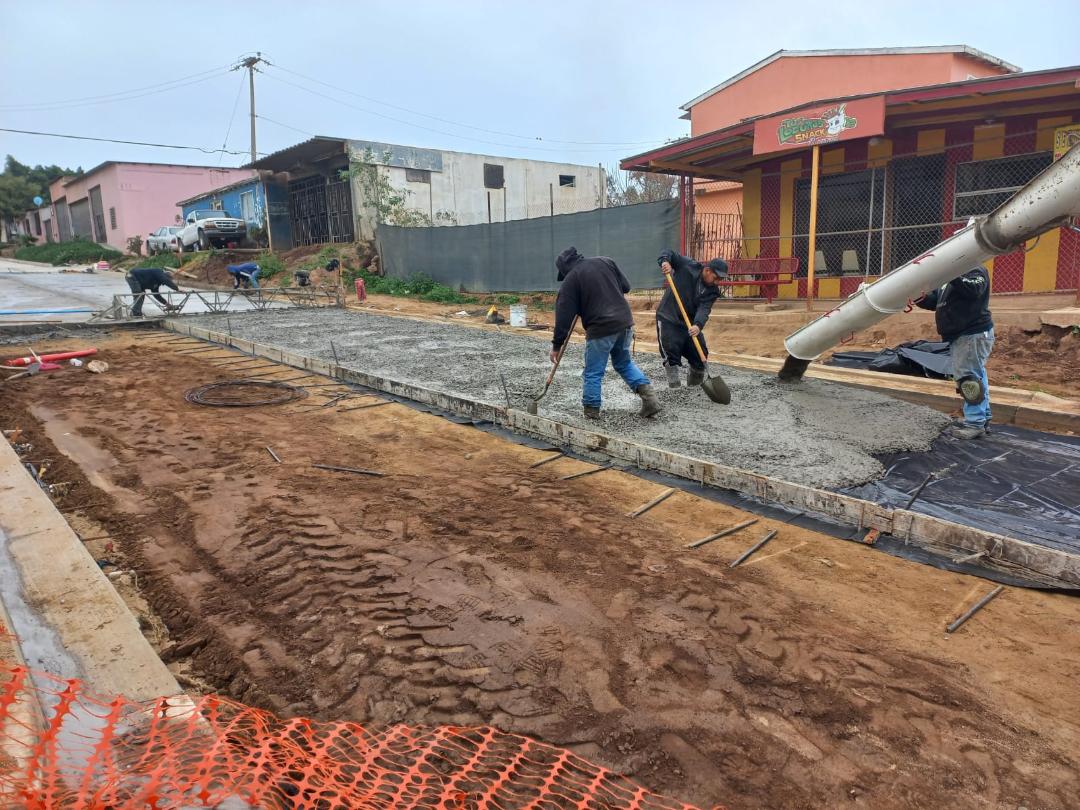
[233,52,268,164]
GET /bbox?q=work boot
[636,384,662,418]
[947,422,985,440]
[687,367,705,387]
[583,405,601,420]
[665,365,681,388]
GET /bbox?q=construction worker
[227,262,261,289]
[552,246,661,420]
[125,266,181,317]
[656,250,727,388]
[916,265,994,439]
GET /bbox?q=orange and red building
[623,48,1080,299]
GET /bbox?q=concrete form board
[166,319,1080,587]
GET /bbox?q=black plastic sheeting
[829,340,952,378]
[843,424,1080,557]
[376,200,679,292]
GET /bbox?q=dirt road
[3,335,1079,809]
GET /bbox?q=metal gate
[288,175,355,246]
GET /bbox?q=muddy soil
[187,309,950,489]
[2,336,1079,809]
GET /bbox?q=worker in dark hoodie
[552,246,661,420]
[916,264,994,439]
[656,249,727,388]
[125,266,181,317]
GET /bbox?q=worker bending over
[125,267,181,317]
[656,249,726,388]
[916,265,994,439]
[552,246,661,420]
[227,262,261,289]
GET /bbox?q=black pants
[125,275,168,316]
[657,319,706,369]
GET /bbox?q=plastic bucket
[509,305,527,327]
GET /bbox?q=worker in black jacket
[655,249,726,388]
[916,265,994,439]
[552,246,660,420]
[125,266,181,317]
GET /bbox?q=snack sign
[753,95,885,155]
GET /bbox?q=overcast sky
[2,0,1076,174]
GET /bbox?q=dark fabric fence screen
[376,200,680,292]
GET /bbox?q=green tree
[0,155,81,220]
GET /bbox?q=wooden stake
[529,452,565,468]
[686,518,758,549]
[730,529,778,568]
[312,463,383,477]
[626,488,676,518]
[559,463,612,481]
[266,446,282,464]
[946,585,1004,633]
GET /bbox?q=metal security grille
[696,122,1080,297]
[288,175,355,246]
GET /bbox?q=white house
[249,136,606,246]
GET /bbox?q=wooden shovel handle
[546,315,579,385]
[663,271,709,365]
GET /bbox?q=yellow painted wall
[777,158,802,299]
[867,138,892,168]
[1024,116,1074,291]
[821,147,845,175]
[916,128,946,155]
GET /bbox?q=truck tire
[198,230,210,251]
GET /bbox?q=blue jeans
[951,327,994,427]
[582,328,650,408]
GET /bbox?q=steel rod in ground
[174,347,226,355]
[529,452,565,468]
[266,446,282,464]
[312,463,384,477]
[340,401,392,412]
[330,340,339,365]
[686,519,758,549]
[559,463,612,481]
[729,529,778,567]
[904,472,935,510]
[321,393,350,408]
[499,373,512,408]
[627,488,676,518]
[946,585,1005,633]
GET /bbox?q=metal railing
[90,287,343,322]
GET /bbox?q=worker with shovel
[656,250,731,404]
[125,266,182,317]
[551,246,661,420]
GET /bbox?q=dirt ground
[353,291,1080,400]
[3,334,1080,809]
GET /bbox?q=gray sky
[2,0,1077,173]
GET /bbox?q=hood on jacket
[555,246,583,281]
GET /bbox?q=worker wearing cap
[227,262,261,290]
[552,246,661,420]
[125,266,181,317]
[916,265,994,439]
[655,250,726,388]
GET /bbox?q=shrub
[14,238,123,265]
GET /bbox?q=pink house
[48,162,256,252]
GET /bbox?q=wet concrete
[187,308,952,488]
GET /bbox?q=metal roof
[245,136,349,171]
[679,46,1021,112]
[175,175,262,207]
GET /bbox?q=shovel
[527,315,578,415]
[663,270,731,405]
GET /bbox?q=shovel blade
[701,373,731,405]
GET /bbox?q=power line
[262,72,667,155]
[0,127,260,157]
[0,66,233,111]
[217,72,249,165]
[256,114,314,138]
[269,63,667,147]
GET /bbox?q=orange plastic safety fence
[0,663,715,810]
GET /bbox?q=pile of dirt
[3,338,1079,809]
[989,324,1080,397]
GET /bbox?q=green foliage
[341,150,455,229]
[256,251,287,279]
[344,266,476,304]
[131,253,180,269]
[14,238,122,265]
[0,155,81,219]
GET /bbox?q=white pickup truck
[177,210,247,251]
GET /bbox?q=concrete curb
[0,439,179,700]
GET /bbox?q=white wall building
[249,136,607,246]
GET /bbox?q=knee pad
[956,374,985,405]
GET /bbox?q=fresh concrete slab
[186,308,952,488]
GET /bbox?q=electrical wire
[217,71,249,165]
[0,127,259,156]
[262,72,668,155]
[0,67,233,111]
[269,62,668,147]
[256,114,314,138]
